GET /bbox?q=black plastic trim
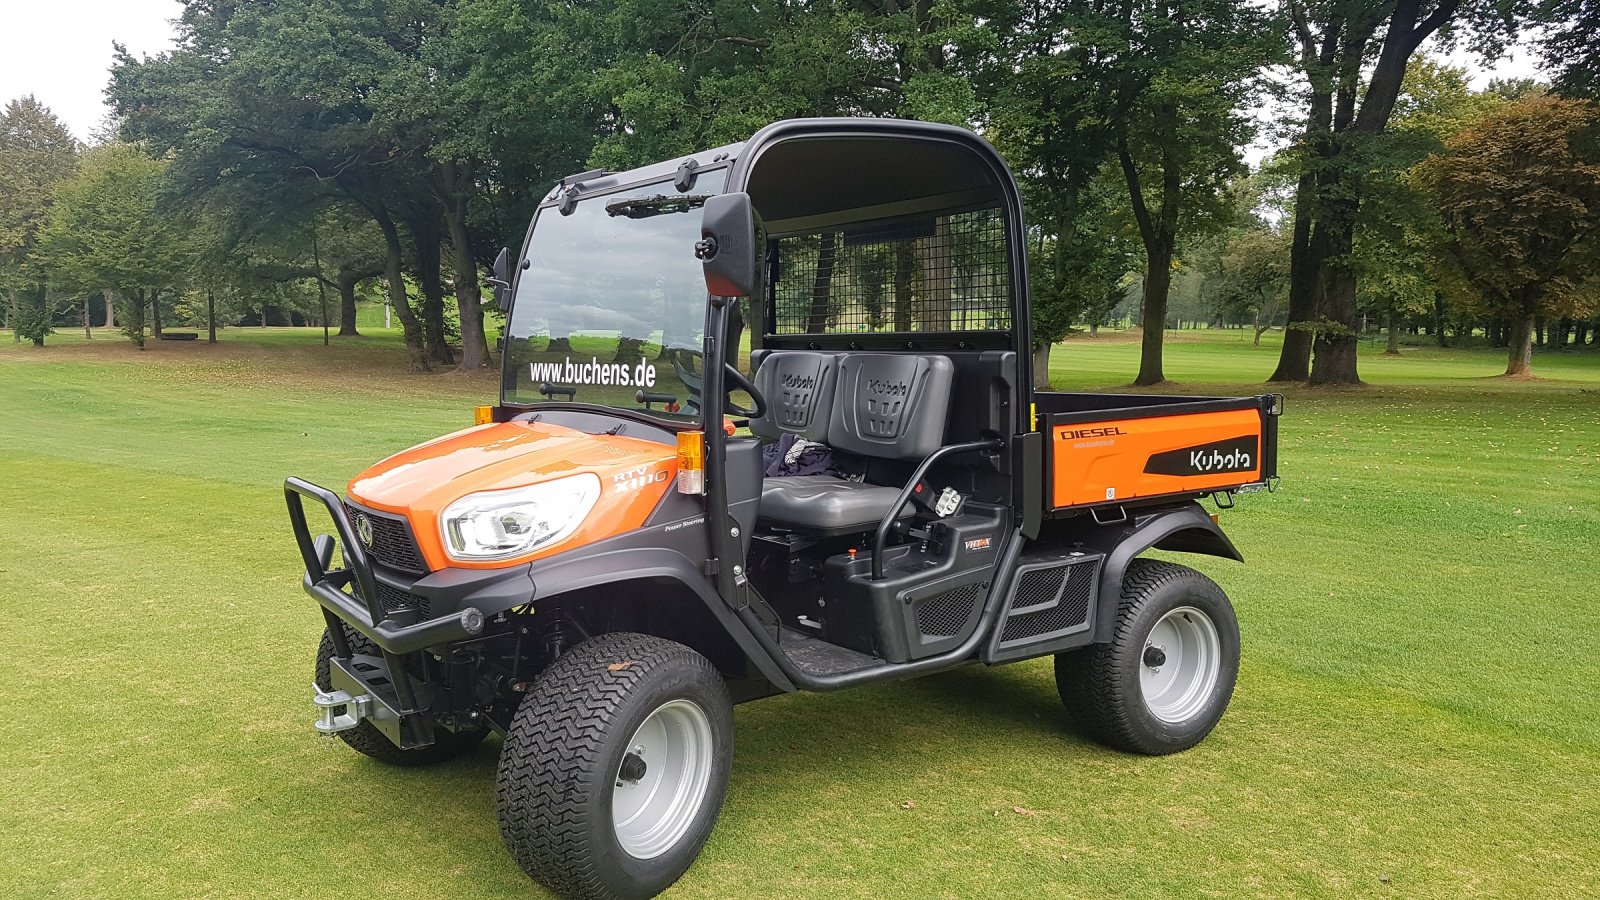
[1066,502,1242,643]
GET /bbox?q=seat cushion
[759,475,912,533]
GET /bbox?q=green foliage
[1417,96,1600,372]
[1541,0,1600,98]
[0,96,79,345]
[35,145,192,347]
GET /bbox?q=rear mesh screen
[769,207,1011,335]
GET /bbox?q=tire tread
[496,632,728,900]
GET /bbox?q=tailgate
[1043,394,1280,510]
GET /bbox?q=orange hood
[348,419,677,570]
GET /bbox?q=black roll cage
[499,118,1038,612]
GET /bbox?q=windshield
[502,172,728,421]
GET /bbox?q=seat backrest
[749,350,839,442]
[828,354,953,460]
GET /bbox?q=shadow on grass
[294,659,1096,860]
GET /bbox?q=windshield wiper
[605,194,711,218]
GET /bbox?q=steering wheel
[722,363,767,420]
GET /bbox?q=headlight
[440,474,601,561]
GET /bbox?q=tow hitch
[312,683,373,736]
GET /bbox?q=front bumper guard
[285,477,486,655]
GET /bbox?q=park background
[3,1,1599,898]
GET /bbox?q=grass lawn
[1,326,1596,899]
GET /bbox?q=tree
[1195,226,1291,346]
[35,145,192,349]
[1268,0,1539,385]
[0,97,79,346]
[1353,58,1506,355]
[1112,0,1277,385]
[1416,96,1600,376]
[1541,1,1600,98]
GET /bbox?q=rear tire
[1055,560,1239,755]
[496,632,733,900]
[314,626,488,766]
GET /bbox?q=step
[775,627,884,677]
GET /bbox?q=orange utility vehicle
[286,118,1280,900]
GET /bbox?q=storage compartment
[1038,391,1280,511]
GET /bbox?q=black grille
[345,502,428,574]
[375,581,431,618]
[770,207,1011,336]
[916,583,982,637]
[1001,562,1094,643]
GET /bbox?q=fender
[1071,502,1242,643]
[522,545,796,693]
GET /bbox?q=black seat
[751,352,954,533]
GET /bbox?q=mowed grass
[1,326,1597,899]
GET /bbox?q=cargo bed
[1038,391,1281,513]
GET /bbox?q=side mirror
[697,192,760,299]
[489,247,512,312]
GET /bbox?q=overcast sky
[0,0,1551,148]
[0,0,184,141]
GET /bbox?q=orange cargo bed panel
[1050,408,1265,509]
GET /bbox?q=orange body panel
[347,420,676,570]
[1050,409,1263,508]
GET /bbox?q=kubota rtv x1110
[286,118,1281,900]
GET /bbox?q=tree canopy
[1416,95,1600,376]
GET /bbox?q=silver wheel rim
[1139,606,1222,724]
[611,698,714,860]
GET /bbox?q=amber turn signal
[473,405,494,426]
[676,431,705,494]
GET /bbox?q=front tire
[314,626,488,766]
[1055,560,1240,755]
[496,633,734,900]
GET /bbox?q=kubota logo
[353,513,374,547]
[1144,436,1259,477]
[781,373,816,390]
[1188,447,1252,472]
[867,379,909,397]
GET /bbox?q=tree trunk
[123,288,147,349]
[411,225,454,366]
[1271,164,1322,380]
[1309,196,1361,385]
[892,242,914,331]
[444,198,489,369]
[919,218,953,332]
[1535,316,1546,346]
[1506,315,1534,377]
[1385,303,1400,355]
[1135,253,1171,386]
[83,296,92,340]
[373,206,431,372]
[103,289,115,328]
[807,232,838,333]
[207,291,217,344]
[150,290,163,337]
[1118,103,1183,388]
[337,276,360,336]
[1032,342,1052,390]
